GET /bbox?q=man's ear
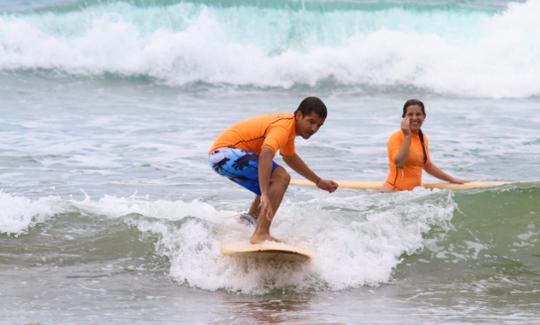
[294,111,303,120]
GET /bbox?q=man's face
[295,111,325,139]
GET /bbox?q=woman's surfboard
[221,241,312,262]
[290,179,518,190]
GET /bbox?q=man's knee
[272,167,290,186]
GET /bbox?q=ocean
[1,0,539,324]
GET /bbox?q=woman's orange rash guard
[209,113,296,157]
[383,129,432,191]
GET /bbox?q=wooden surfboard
[290,179,519,190]
[221,241,312,262]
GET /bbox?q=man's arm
[258,147,275,220]
[282,153,338,192]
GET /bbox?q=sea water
[1,0,539,324]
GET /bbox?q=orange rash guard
[383,129,432,191]
[209,113,296,157]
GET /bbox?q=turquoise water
[1,1,539,324]
[0,0,538,97]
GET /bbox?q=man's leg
[237,196,259,226]
[248,196,260,218]
[250,166,290,244]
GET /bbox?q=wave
[2,0,515,13]
[399,185,540,297]
[0,0,538,97]
[1,184,538,294]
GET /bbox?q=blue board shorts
[208,148,279,196]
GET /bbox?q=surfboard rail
[221,241,312,261]
[290,179,520,190]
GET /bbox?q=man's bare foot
[250,233,283,244]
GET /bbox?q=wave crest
[1,1,539,97]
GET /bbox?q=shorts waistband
[208,147,229,156]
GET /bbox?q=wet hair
[402,99,426,118]
[402,99,428,164]
[294,96,327,119]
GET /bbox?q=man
[208,97,338,244]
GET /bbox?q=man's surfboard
[221,241,311,262]
[290,179,519,190]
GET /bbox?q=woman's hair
[402,99,426,118]
[402,99,428,164]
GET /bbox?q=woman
[382,99,465,191]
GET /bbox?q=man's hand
[258,194,274,221]
[401,117,411,136]
[316,179,338,193]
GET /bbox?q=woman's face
[404,105,425,133]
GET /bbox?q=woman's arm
[424,163,465,184]
[394,117,411,168]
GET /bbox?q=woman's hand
[400,117,411,136]
[450,177,467,184]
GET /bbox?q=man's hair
[402,99,426,117]
[295,96,327,118]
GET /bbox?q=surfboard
[221,241,312,262]
[290,179,518,190]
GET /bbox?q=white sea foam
[0,190,65,234]
[1,1,539,97]
[62,189,456,293]
[0,185,454,293]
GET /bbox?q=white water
[0,188,456,293]
[1,1,539,323]
[1,1,539,97]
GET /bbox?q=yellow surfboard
[290,179,518,190]
[221,241,312,262]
